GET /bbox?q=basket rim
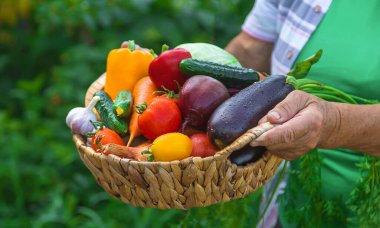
[73,133,269,168]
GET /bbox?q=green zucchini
[179,58,260,89]
[94,90,128,135]
[113,90,133,118]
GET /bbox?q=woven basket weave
[72,74,283,209]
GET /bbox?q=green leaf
[288,49,323,79]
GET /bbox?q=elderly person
[226,0,380,227]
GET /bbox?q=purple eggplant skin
[179,75,230,131]
[207,75,294,149]
[229,146,266,166]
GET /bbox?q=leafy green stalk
[287,49,323,79]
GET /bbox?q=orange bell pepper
[104,42,154,100]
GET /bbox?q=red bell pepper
[148,46,191,92]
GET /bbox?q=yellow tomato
[151,133,192,161]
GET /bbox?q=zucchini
[94,90,128,135]
[179,58,260,89]
[113,90,133,118]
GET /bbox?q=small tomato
[151,133,192,161]
[190,133,218,158]
[92,128,125,152]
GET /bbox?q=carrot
[258,72,267,81]
[127,77,157,146]
[101,143,149,161]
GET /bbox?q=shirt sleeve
[242,0,279,42]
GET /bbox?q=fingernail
[250,140,259,147]
[269,111,280,120]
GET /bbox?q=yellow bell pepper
[104,43,154,100]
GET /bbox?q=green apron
[278,1,380,227]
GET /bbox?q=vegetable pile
[66,42,375,165]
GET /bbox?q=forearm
[320,103,380,156]
[225,31,273,73]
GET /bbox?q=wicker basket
[72,74,283,209]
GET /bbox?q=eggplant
[207,75,294,149]
[229,146,266,166]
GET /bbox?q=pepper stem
[161,44,169,53]
[127,40,136,51]
[150,49,157,58]
[135,102,148,114]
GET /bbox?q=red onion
[178,75,230,131]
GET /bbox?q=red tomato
[190,133,218,158]
[92,128,125,152]
[138,97,182,140]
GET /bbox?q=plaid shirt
[242,1,332,227]
[242,0,332,74]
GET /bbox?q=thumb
[265,91,308,124]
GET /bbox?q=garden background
[0,0,263,227]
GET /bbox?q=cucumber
[94,90,128,135]
[175,43,242,67]
[179,58,260,89]
[113,90,133,118]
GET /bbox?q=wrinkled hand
[250,90,338,160]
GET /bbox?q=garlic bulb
[66,96,100,136]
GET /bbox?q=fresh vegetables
[178,75,229,131]
[137,96,182,140]
[208,75,294,149]
[94,90,128,135]
[74,43,375,170]
[180,58,260,89]
[91,123,125,152]
[175,43,241,67]
[66,96,100,135]
[105,41,154,100]
[113,90,133,118]
[148,47,192,92]
[190,133,218,158]
[150,133,192,161]
[228,146,266,166]
[127,76,157,146]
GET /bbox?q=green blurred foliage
[0,0,262,227]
